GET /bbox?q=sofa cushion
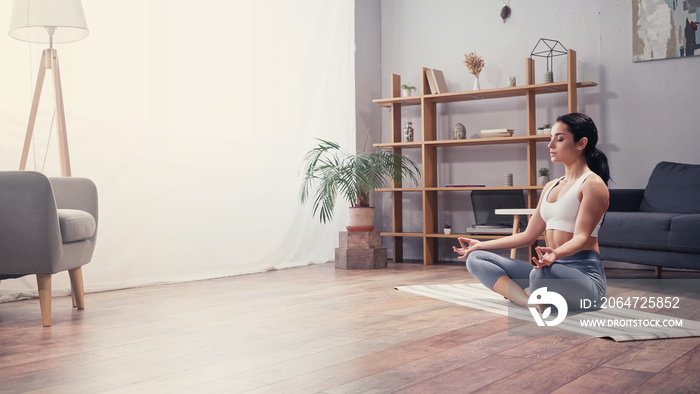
[667,214,700,253]
[598,212,677,251]
[640,161,700,214]
[57,209,96,243]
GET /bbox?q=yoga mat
[396,283,700,341]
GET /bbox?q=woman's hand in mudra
[453,237,481,260]
[532,246,557,269]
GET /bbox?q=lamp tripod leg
[19,51,48,171]
[50,49,71,177]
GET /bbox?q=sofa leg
[655,266,663,279]
[36,274,52,327]
[68,267,85,310]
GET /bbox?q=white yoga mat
[396,283,700,341]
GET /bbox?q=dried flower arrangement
[463,51,485,77]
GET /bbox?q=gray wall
[369,0,700,261]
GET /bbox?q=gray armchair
[0,171,98,326]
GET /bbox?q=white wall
[377,0,700,261]
[0,0,355,296]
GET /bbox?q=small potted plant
[401,84,417,97]
[538,167,550,185]
[444,224,452,235]
[537,123,552,135]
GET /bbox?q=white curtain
[0,0,354,297]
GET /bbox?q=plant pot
[444,228,452,235]
[402,89,412,97]
[538,128,551,135]
[347,206,375,232]
[538,175,550,186]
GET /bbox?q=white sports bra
[540,171,602,237]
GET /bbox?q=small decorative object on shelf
[538,167,550,185]
[444,225,452,235]
[530,38,567,83]
[544,71,553,83]
[537,123,552,135]
[403,122,414,142]
[452,123,466,139]
[505,173,514,187]
[464,51,485,90]
[480,128,514,138]
[401,84,416,97]
[508,76,516,87]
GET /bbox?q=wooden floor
[1,262,700,393]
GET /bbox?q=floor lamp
[9,0,89,177]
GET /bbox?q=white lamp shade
[9,0,88,44]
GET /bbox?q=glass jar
[403,122,414,142]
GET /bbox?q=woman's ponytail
[585,147,610,186]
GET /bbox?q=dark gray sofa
[599,161,700,277]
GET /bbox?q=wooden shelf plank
[425,186,544,191]
[373,81,596,107]
[375,134,550,149]
[374,141,423,149]
[425,233,546,241]
[425,134,549,147]
[372,96,422,107]
[380,232,424,237]
[375,187,422,192]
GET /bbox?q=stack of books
[480,128,514,138]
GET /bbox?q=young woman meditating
[453,112,610,310]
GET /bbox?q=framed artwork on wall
[633,0,699,61]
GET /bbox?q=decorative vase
[473,76,481,90]
[452,123,466,139]
[544,71,553,83]
[403,122,414,142]
[504,173,513,187]
[508,76,516,87]
[348,206,375,232]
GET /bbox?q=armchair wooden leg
[68,267,85,310]
[36,274,52,327]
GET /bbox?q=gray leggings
[466,250,607,310]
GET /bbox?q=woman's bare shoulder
[581,173,609,198]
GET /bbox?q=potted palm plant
[300,139,420,231]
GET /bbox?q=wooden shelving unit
[373,49,597,265]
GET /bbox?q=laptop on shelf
[466,190,527,235]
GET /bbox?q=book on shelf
[445,184,486,188]
[424,68,438,94]
[431,69,448,94]
[480,128,514,137]
[423,68,448,94]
